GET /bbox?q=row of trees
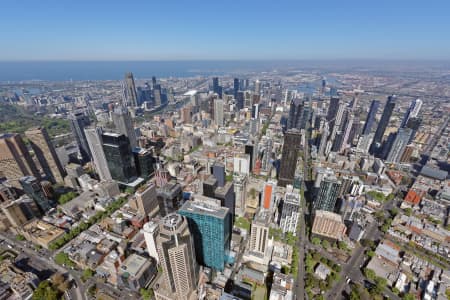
[49,197,127,250]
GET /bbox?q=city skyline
[1,0,450,61]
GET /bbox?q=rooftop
[179,200,229,219]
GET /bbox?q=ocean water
[0,60,304,82]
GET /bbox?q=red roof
[404,189,421,206]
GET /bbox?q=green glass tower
[178,199,231,271]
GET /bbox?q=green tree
[15,234,25,241]
[311,237,321,245]
[364,268,376,281]
[402,293,416,300]
[367,250,375,258]
[140,288,154,300]
[404,207,413,216]
[338,241,348,251]
[81,268,94,282]
[32,281,60,300]
[322,240,330,249]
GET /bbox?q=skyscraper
[279,191,301,233]
[254,80,261,94]
[112,106,137,149]
[401,98,423,128]
[124,72,138,107]
[214,182,236,220]
[278,130,301,187]
[84,127,112,181]
[213,98,224,127]
[317,120,329,158]
[212,77,220,95]
[212,163,225,187]
[143,220,160,263]
[0,133,40,188]
[134,183,159,218]
[101,132,137,183]
[178,200,231,271]
[386,128,413,163]
[287,98,304,130]
[362,100,380,135]
[133,148,155,179]
[233,78,240,99]
[25,127,65,184]
[326,96,340,129]
[340,111,354,152]
[19,176,52,214]
[245,144,257,172]
[262,180,276,210]
[236,91,244,110]
[249,208,270,256]
[155,214,199,300]
[314,175,341,212]
[370,95,396,156]
[69,111,91,162]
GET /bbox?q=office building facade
[101,133,137,183]
[25,127,65,184]
[112,106,138,149]
[85,127,112,181]
[370,95,396,156]
[179,200,231,271]
[314,175,341,212]
[155,214,199,300]
[278,130,301,187]
[69,111,91,162]
[0,133,40,188]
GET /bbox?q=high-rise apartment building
[25,127,65,184]
[84,127,112,181]
[101,132,137,183]
[287,98,304,130]
[214,98,224,127]
[178,200,231,271]
[401,98,423,128]
[326,96,340,129]
[362,100,380,135]
[279,191,301,233]
[370,95,396,156]
[154,214,199,300]
[278,129,301,187]
[124,72,138,107]
[0,133,40,188]
[262,180,276,210]
[314,175,341,212]
[69,111,91,162]
[143,220,160,263]
[233,174,247,217]
[112,106,137,149]
[249,208,270,256]
[386,128,413,163]
[233,154,251,175]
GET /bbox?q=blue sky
[1,0,449,60]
